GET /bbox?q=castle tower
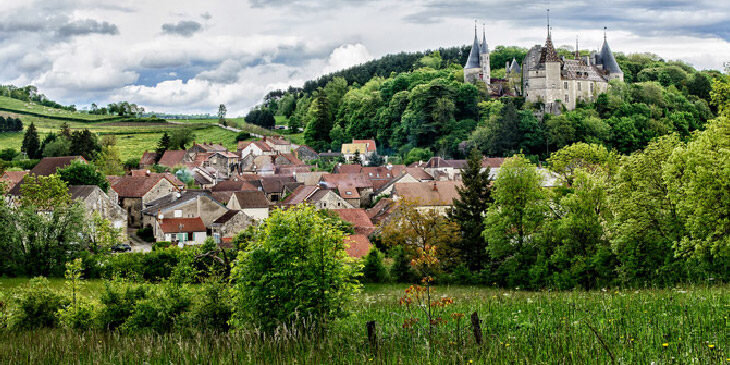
[479,24,491,85]
[463,23,482,84]
[599,27,624,81]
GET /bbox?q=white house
[154,217,207,244]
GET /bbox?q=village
[1,134,558,258]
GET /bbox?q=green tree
[362,247,388,283]
[449,148,493,270]
[19,174,71,210]
[42,137,71,158]
[57,160,110,192]
[156,132,171,160]
[21,122,41,159]
[304,88,332,151]
[482,156,547,287]
[547,142,618,185]
[170,128,195,149]
[217,104,227,123]
[230,205,361,332]
[69,129,101,160]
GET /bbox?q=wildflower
[469,360,473,364]
[368,358,373,361]
[662,343,669,347]
[708,344,715,349]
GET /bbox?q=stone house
[210,210,255,243]
[319,173,374,208]
[157,150,187,168]
[154,217,207,244]
[141,190,228,229]
[280,185,354,210]
[263,136,292,154]
[110,176,179,228]
[227,191,270,220]
[238,140,274,158]
[294,145,318,162]
[69,185,127,229]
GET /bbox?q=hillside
[254,47,721,161]
[0,97,273,161]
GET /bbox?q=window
[565,94,569,103]
[563,81,568,89]
[346,191,352,195]
[177,232,188,242]
[213,233,220,244]
[590,83,594,93]
[174,210,182,218]
[577,82,582,91]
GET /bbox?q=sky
[0,0,728,116]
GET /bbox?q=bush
[362,247,388,283]
[141,249,180,281]
[121,282,192,333]
[188,280,232,332]
[236,132,252,142]
[123,158,140,170]
[9,277,68,329]
[389,246,416,283]
[58,298,96,330]
[230,205,361,332]
[97,281,148,330]
[136,227,154,242]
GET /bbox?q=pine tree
[449,148,493,270]
[21,122,41,159]
[156,132,171,161]
[304,88,332,151]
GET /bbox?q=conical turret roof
[600,28,621,73]
[480,27,489,55]
[464,28,481,69]
[509,58,521,73]
[539,33,561,63]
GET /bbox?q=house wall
[314,192,353,210]
[77,188,127,229]
[121,197,143,228]
[214,211,255,239]
[192,232,207,244]
[242,207,269,221]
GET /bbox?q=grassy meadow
[0,278,727,364]
[0,96,115,121]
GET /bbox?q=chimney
[328,149,332,153]
[432,182,438,191]
[386,163,392,170]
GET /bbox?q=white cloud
[323,43,372,73]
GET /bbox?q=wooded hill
[256,45,723,163]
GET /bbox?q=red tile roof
[404,167,434,181]
[158,150,186,167]
[111,176,176,198]
[140,152,158,167]
[280,153,304,166]
[1,170,29,188]
[281,185,318,206]
[366,198,395,225]
[352,140,377,153]
[482,157,505,168]
[129,170,184,187]
[333,208,375,235]
[30,156,86,176]
[393,181,462,206]
[210,180,259,192]
[320,173,374,199]
[192,143,227,152]
[344,234,372,258]
[238,140,273,152]
[158,217,206,233]
[334,164,363,174]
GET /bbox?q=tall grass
[0,283,726,364]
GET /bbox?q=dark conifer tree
[21,122,41,159]
[449,148,493,270]
[156,132,171,161]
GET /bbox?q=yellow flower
[662,343,669,347]
[469,360,473,364]
[708,344,715,349]
[368,358,373,361]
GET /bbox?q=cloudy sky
[1,0,728,116]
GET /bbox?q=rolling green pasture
[0,96,115,121]
[0,279,726,364]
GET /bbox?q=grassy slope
[0,279,726,363]
[0,96,115,121]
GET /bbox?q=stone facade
[70,185,127,229]
[211,210,255,242]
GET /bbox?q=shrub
[97,281,148,330]
[101,253,144,280]
[188,280,232,332]
[123,158,140,170]
[362,247,388,283]
[136,227,154,242]
[121,282,192,333]
[389,246,416,283]
[230,205,361,332]
[58,298,96,330]
[141,249,180,281]
[9,277,68,329]
[236,132,252,142]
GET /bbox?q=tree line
[0,116,22,132]
[0,85,77,111]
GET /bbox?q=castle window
[590,83,594,93]
[578,82,582,91]
[563,81,568,89]
[565,94,569,103]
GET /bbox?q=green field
[0,96,115,121]
[0,278,726,364]
[0,107,277,161]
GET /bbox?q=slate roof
[142,190,218,215]
[366,198,395,225]
[464,28,481,69]
[481,28,489,55]
[30,156,86,176]
[539,34,561,63]
[231,191,269,208]
[213,210,240,224]
[68,185,100,200]
[393,181,462,206]
[344,234,372,258]
[600,30,621,74]
[158,217,206,233]
[158,150,186,167]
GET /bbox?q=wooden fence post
[471,312,482,345]
[367,320,377,351]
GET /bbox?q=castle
[464,21,624,112]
